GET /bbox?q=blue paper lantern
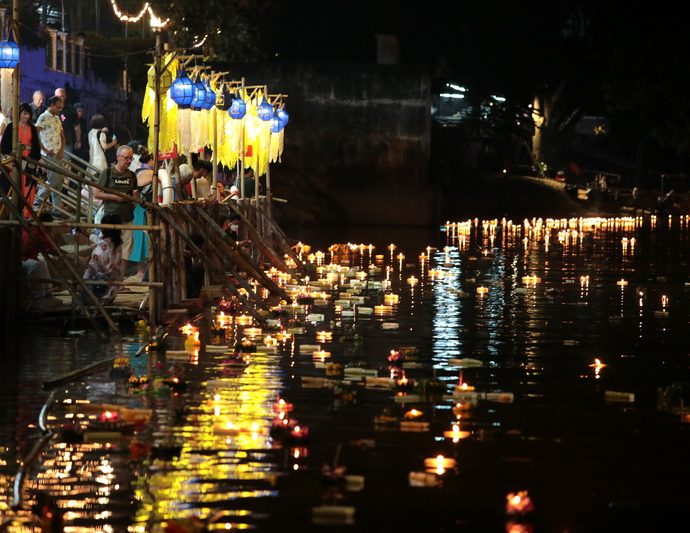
[202,81,216,110]
[190,78,207,110]
[228,97,246,119]
[276,108,289,127]
[269,113,284,133]
[0,36,19,69]
[257,97,274,121]
[170,69,194,107]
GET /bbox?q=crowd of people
[1,86,259,312]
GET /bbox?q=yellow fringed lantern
[147,64,173,94]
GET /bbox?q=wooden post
[8,0,21,322]
[148,30,163,326]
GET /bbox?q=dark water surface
[2,215,690,532]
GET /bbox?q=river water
[2,215,690,532]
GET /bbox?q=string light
[109,1,169,28]
[110,0,150,23]
[147,7,170,29]
[192,34,209,48]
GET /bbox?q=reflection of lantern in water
[616,278,628,287]
[397,253,405,270]
[476,286,489,296]
[404,408,423,419]
[407,276,418,287]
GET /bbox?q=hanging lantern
[190,77,207,110]
[202,80,216,109]
[0,34,19,69]
[257,97,274,121]
[228,96,246,119]
[216,85,233,111]
[270,112,284,133]
[277,108,290,127]
[170,69,194,107]
[147,64,173,94]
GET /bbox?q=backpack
[100,129,117,165]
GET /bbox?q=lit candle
[505,490,534,515]
[236,314,253,326]
[424,454,456,475]
[99,410,118,422]
[384,293,399,305]
[244,327,262,338]
[443,423,470,442]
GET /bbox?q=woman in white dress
[88,114,117,173]
[86,114,116,223]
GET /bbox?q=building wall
[231,63,434,225]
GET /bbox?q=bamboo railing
[0,152,303,332]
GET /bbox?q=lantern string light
[110,0,150,23]
[109,1,169,28]
[147,7,170,29]
[192,34,209,48]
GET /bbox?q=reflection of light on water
[131,350,283,529]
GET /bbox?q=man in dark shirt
[54,87,80,159]
[95,145,138,274]
[73,102,89,163]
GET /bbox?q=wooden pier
[0,152,303,333]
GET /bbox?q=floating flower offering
[215,311,231,327]
[316,331,333,343]
[244,327,262,338]
[424,454,455,474]
[236,314,253,325]
[443,423,471,442]
[506,490,534,515]
[404,408,423,419]
[313,349,331,361]
[455,382,475,393]
[179,322,197,336]
[384,293,399,305]
[274,398,294,414]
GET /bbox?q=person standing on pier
[95,145,138,277]
[33,95,65,217]
[29,90,45,123]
